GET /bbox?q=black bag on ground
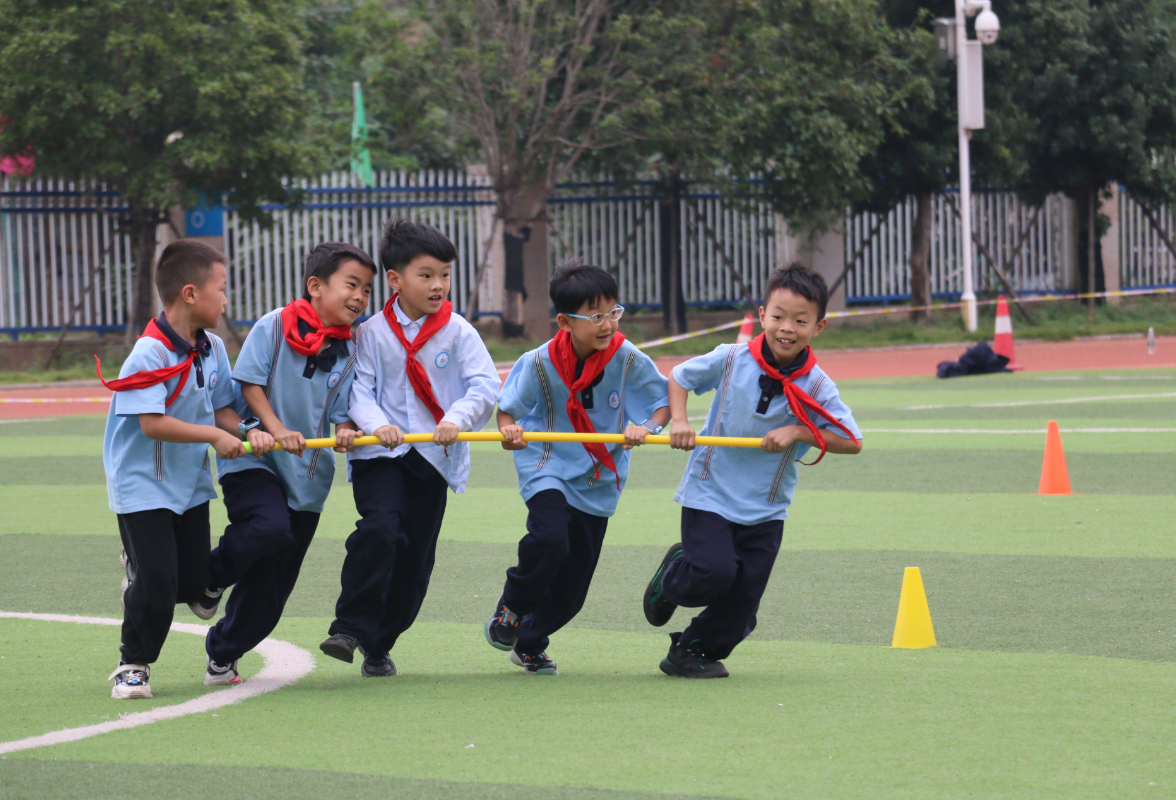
[936,341,1011,378]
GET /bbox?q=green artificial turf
[1,370,1174,800]
[7,621,1176,800]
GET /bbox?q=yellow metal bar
[244,431,764,453]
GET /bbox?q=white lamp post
[936,1,999,332]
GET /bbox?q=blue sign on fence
[185,197,224,237]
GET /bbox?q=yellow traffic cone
[891,567,937,648]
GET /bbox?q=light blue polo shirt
[104,329,235,515]
[498,338,669,518]
[673,344,861,525]
[217,308,356,514]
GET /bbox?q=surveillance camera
[975,9,1000,45]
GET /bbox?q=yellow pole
[244,431,765,454]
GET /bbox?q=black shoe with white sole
[643,543,682,627]
[509,649,559,676]
[659,633,729,679]
[188,587,223,621]
[109,662,153,699]
[319,633,362,663]
[360,653,397,677]
[484,594,520,651]
[204,656,242,686]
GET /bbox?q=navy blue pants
[330,452,448,656]
[117,502,210,664]
[660,507,783,660]
[206,469,319,664]
[502,489,609,656]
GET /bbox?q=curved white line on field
[0,611,315,755]
[904,391,1176,410]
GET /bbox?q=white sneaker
[109,663,152,699]
[188,587,223,621]
[204,656,242,686]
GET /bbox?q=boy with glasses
[485,262,669,675]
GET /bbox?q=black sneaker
[484,594,520,651]
[204,656,242,686]
[188,587,223,621]
[320,633,362,663]
[659,633,729,679]
[509,649,559,676]
[360,653,397,677]
[643,543,683,627]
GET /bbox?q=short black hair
[302,242,377,300]
[549,260,618,315]
[156,239,227,304]
[379,218,457,273]
[763,262,830,320]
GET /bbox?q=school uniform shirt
[672,343,861,526]
[497,338,670,518]
[216,308,357,514]
[103,324,235,515]
[346,298,500,493]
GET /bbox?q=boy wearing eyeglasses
[485,262,669,675]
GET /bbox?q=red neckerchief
[383,294,451,424]
[548,329,626,489]
[747,334,858,464]
[95,318,209,408]
[281,298,352,357]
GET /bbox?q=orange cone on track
[736,313,755,344]
[1038,420,1074,495]
[993,295,1022,370]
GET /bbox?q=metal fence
[547,179,781,308]
[7,171,1175,336]
[0,177,136,333]
[1119,190,1176,288]
[224,170,495,321]
[844,190,1075,303]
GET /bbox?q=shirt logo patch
[327,371,342,389]
[435,351,450,369]
[208,371,218,390]
[608,390,620,409]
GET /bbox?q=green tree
[0,0,320,330]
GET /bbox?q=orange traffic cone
[735,313,755,344]
[1038,420,1074,495]
[993,295,1022,370]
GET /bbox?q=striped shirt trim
[699,345,740,480]
[153,440,164,481]
[202,450,211,472]
[307,345,358,479]
[767,442,798,504]
[534,355,556,471]
[264,318,283,398]
[586,351,636,488]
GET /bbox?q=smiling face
[308,259,374,328]
[389,255,451,321]
[758,287,827,364]
[187,262,229,330]
[556,296,620,360]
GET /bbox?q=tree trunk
[499,181,550,341]
[657,171,687,334]
[127,197,160,332]
[908,191,933,324]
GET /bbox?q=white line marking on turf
[0,417,59,424]
[0,611,314,755]
[904,391,1176,410]
[862,427,1176,434]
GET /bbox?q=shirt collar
[156,313,211,356]
[393,297,427,327]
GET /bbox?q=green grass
[2,367,1175,799]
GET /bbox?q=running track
[2,336,1173,419]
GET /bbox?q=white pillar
[956,0,978,332]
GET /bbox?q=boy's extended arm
[667,376,696,451]
[760,425,862,455]
[242,382,305,457]
[139,412,247,459]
